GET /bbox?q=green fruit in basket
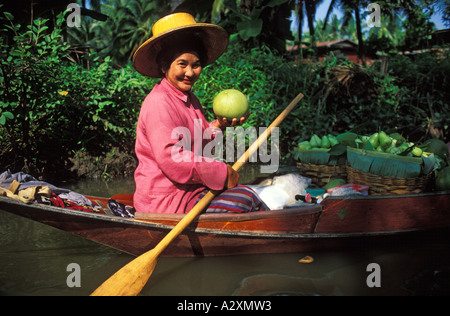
[412,147,423,157]
[436,166,450,191]
[390,133,406,145]
[310,134,321,148]
[321,135,331,148]
[379,131,392,148]
[389,146,401,155]
[298,141,312,150]
[328,135,339,147]
[360,135,370,144]
[368,133,379,148]
[375,145,384,152]
[384,139,397,154]
[398,142,411,153]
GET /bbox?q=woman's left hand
[213,112,249,130]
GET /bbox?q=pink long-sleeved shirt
[134,78,228,213]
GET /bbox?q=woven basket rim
[347,165,432,181]
[347,165,433,195]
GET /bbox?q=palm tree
[314,14,345,42]
[103,0,172,64]
[295,0,324,59]
[366,14,405,52]
[321,0,369,64]
[322,0,337,31]
[67,0,172,65]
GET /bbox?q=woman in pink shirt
[132,13,268,214]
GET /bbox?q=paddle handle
[152,92,304,258]
[232,92,304,172]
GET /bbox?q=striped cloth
[197,185,270,213]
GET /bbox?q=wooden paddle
[90,92,304,296]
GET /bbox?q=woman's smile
[164,52,202,92]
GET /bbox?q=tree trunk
[322,0,336,31]
[354,5,366,66]
[305,0,317,60]
[297,0,304,59]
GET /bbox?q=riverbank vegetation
[1,0,449,181]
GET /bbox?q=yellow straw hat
[133,13,229,78]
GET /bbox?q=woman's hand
[225,164,239,189]
[213,112,249,130]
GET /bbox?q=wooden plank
[317,193,450,233]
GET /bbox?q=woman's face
[164,52,202,92]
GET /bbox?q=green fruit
[213,89,249,121]
[379,131,392,148]
[390,133,406,145]
[376,146,384,152]
[368,133,379,148]
[321,135,331,148]
[328,135,339,147]
[398,142,411,153]
[436,166,450,191]
[412,147,423,157]
[310,134,321,148]
[324,179,346,190]
[389,147,401,155]
[360,135,370,144]
[385,139,397,154]
[298,141,311,150]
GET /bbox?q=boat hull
[1,191,450,257]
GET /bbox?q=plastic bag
[248,185,290,210]
[271,173,311,204]
[249,173,312,210]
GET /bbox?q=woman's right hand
[212,112,250,131]
[226,164,239,189]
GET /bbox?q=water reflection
[1,165,450,296]
[1,207,450,296]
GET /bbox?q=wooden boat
[1,191,449,257]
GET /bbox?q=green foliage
[0,11,155,179]
[67,0,172,65]
[388,50,450,140]
[194,45,313,155]
[215,0,294,53]
[1,4,449,180]
[196,46,449,163]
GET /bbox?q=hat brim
[133,24,229,78]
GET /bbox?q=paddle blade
[90,249,158,296]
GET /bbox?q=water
[1,166,450,296]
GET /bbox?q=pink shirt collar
[160,77,190,103]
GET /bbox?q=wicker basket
[347,166,433,195]
[297,162,347,187]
